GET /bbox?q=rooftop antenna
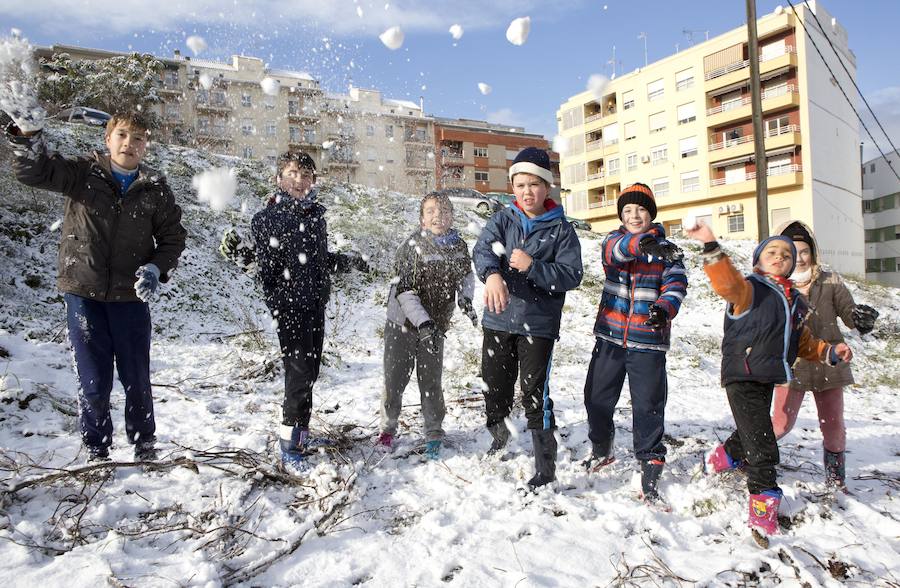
[638,32,648,66]
[682,28,710,46]
[607,45,622,79]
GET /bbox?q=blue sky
[1,0,897,156]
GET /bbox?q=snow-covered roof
[266,68,314,82]
[385,98,421,111]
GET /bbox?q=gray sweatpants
[381,320,445,441]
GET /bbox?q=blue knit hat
[508,147,554,185]
[753,236,797,275]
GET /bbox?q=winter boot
[824,449,846,490]
[279,425,308,474]
[376,432,395,451]
[134,439,158,462]
[487,421,510,455]
[526,429,557,489]
[424,439,442,460]
[640,459,666,505]
[87,445,110,463]
[748,488,782,539]
[705,444,741,475]
[582,436,616,472]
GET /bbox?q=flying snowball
[186,35,207,56]
[260,77,280,96]
[379,26,404,50]
[356,5,364,17]
[477,82,492,95]
[506,17,531,46]
[552,134,569,155]
[587,73,610,100]
[191,167,236,212]
[449,24,464,40]
[492,241,507,256]
[198,73,213,90]
[683,213,699,231]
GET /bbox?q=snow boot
[134,439,158,462]
[748,488,782,546]
[824,449,846,490]
[424,439,442,460]
[582,436,616,472]
[526,429,557,489]
[87,445,110,463]
[487,421,510,455]
[279,425,309,474]
[705,443,741,474]
[376,432,394,451]
[640,459,666,506]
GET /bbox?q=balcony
[704,45,798,91]
[288,140,321,150]
[196,132,232,143]
[405,133,432,144]
[406,165,432,174]
[196,100,231,114]
[158,83,182,96]
[288,111,319,123]
[709,164,803,197]
[325,158,359,168]
[706,85,800,127]
[708,124,801,162]
[586,139,603,153]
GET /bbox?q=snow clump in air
[506,17,531,46]
[491,242,506,256]
[186,35,207,56]
[449,24,464,40]
[477,82,492,95]
[587,74,610,101]
[198,73,213,90]
[379,27,404,50]
[683,213,699,231]
[260,77,280,96]
[552,134,569,155]
[191,167,237,212]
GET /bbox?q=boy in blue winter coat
[377,192,477,459]
[473,147,583,489]
[583,183,687,506]
[6,111,186,462]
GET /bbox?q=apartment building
[557,0,863,274]
[433,117,560,198]
[862,150,900,285]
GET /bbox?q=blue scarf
[110,162,139,196]
[511,203,564,237]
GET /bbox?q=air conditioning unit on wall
[717,205,729,214]
[729,203,743,213]
[640,155,650,163]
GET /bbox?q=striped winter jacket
[592,223,688,352]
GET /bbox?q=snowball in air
[683,213,699,231]
[186,35,207,56]
[449,24,464,40]
[491,242,506,256]
[260,77,280,96]
[477,82,492,95]
[379,26,404,50]
[587,74,610,100]
[191,167,236,212]
[552,134,569,155]
[506,17,531,46]
[356,5,364,17]
[198,73,213,90]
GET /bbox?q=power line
[799,0,900,163]
[784,0,900,185]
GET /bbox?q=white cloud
[0,0,579,38]
[861,86,900,161]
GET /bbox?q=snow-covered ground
[1,123,899,587]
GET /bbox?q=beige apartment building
[557,0,863,275]
[862,150,900,285]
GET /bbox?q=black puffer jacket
[9,131,186,302]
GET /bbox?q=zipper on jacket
[105,201,123,300]
[621,260,636,348]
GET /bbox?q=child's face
[794,241,812,272]
[757,241,794,276]
[620,203,652,234]
[105,124,148,169]
[277,162,315,199]
[421,198,453,235]
[512,173,548,218]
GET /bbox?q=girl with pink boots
[686,221,853,545]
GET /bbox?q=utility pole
[638,32,648,67]
[746,0,769,240]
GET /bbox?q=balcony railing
[586,139,603,152]
[588,199,616,209]
[584,112,604,124]
[706,85,797,116]
[604,138,619,147]
[587,171,605,181]
[709,163,803,186]
[709,124,800,151]
[705,45,796,81]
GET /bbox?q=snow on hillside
[0,123,899,587]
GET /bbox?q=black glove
[639,237,684,264]
[458,297,478,326]
[334,251,370,273]
[417,321,443,355]
[643,304,669,330]
[852,304,879,335]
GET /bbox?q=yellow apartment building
[557,0,863,275]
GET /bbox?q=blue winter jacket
[472,201,583,339]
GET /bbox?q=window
[288,99,299,115]
[474,170,489,182]
[766,115,791,136]
[721,90,744,111]
[680,170,700,192]
[385,124,394,138]
[264,97,275,110]
[303,128,315,143]
[647,79,664,101]
[241,119,253,136]
[649,111,666,134]
[474,147,489,158]
[289,126,300,143]
[266,149,277,166]
[366,125,374,136]
[624,120,636,141]
[367,148,376,161]
[866,258,881,272]
[603,124,619,145]
[197,116,210,134]
[677,102,696,125]
[561,106,584,130]
[728,214,745,233]
[650,144,668,166]
[885,257,899,272]
[607,158,620,175]
[266,122,277,136]
[761,38,786,61]
[241,92,252,107]
[675,68,694,91]
[723,127,744,147]
[767,155,793,175]
[622,90,635,110]
[652,176,669,197]
[242,146,253,158]
[771,207,791,229]
[871,163,876,173]
[725,164,746,184]
[626,152,638,171]
[679,136,698,158]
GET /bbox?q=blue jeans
[65,294,155,449]
[583,338,668,461]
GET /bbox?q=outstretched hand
[685,220,716,244]
[639,237,684,263]
[0,35,45,134]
